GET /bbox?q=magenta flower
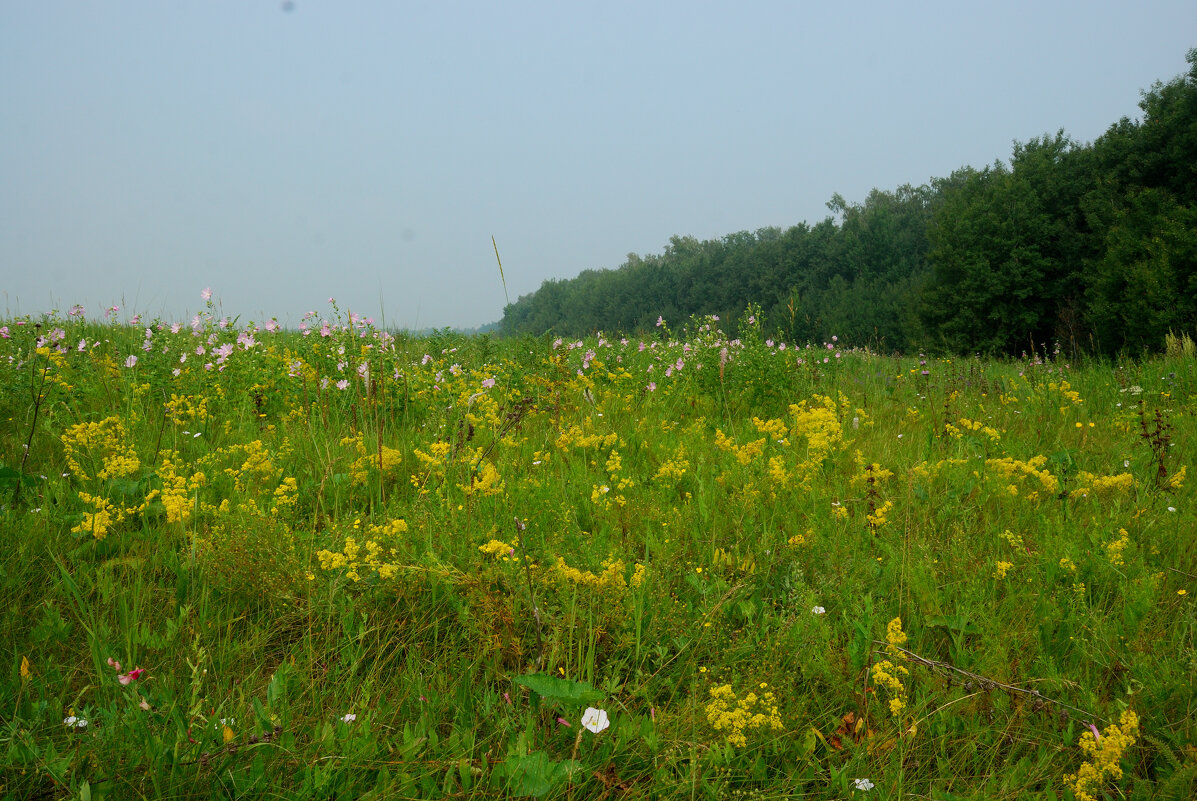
[201,288,212,301]
[481,377,496,389]
[118,667,145,685]
[124,355,138,368]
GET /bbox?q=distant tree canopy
[500,49,1197,356]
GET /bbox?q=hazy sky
[2,2,1194,330]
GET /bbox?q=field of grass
[1,300,1194,800]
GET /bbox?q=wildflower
[581,707,610,734]
[1179,589,1188,596]
[64,716,88,729]
[342,713,356,723]
[481,377,496,389]
[811,606,826,615]
[201,288,212,301]
[118,667,146,685]
[125,355,138,368]
[853,778,874,791]
[139,697,151,710]
[20,656,31,681]
[556,716,571,727]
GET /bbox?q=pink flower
[336,379,349,391]
[107,657,122,672]
[124,355,138,368]
[481,378,496,389]
[118,667,145,685]
[556,716,571,727]
[201,288,212,301]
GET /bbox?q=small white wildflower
[342,713,356,723]
[1167,507,1177,513]
[853,778,875,791]
[64,716,88,729]
[581,707,610,734]
[811,606,826,615]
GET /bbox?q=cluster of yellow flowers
[986,456,1060,499]
[1105,528,1131,567]
[145,454,207,524]
[1070,471,1134,499]
[654,445,689,482]
[315,519,409,581]
[461,461,504,497]
[1066,709,1139,801]
[713,429,766,466]
[1048,379,1084,406]
[341,433,404,486]
[61,416,139,483]
[871,617,910,719]
[554,425,618,451]
[550,556,645,592]
[866,500,894,531]
[478,539,515,559]
[704,683,784,748]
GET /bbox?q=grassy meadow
[1,300,1194,800]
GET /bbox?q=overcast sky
[2,1,1194,330]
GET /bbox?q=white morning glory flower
[581,707,610,734]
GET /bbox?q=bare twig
[872,640,1097,720]
[15,355,51,505]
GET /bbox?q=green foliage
[499,51,1197,358]
[1,309,1193,799]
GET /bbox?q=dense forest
[499,50,1197,356]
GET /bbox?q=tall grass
[0,303,1193,799]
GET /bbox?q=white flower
[581,707,610,734]
[811,606,826,615]
[342,713,356,723]
[853,778,875,791]
[1167,507,1177,513]
[64,716,88,729]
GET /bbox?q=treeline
[500,50,1197,355]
